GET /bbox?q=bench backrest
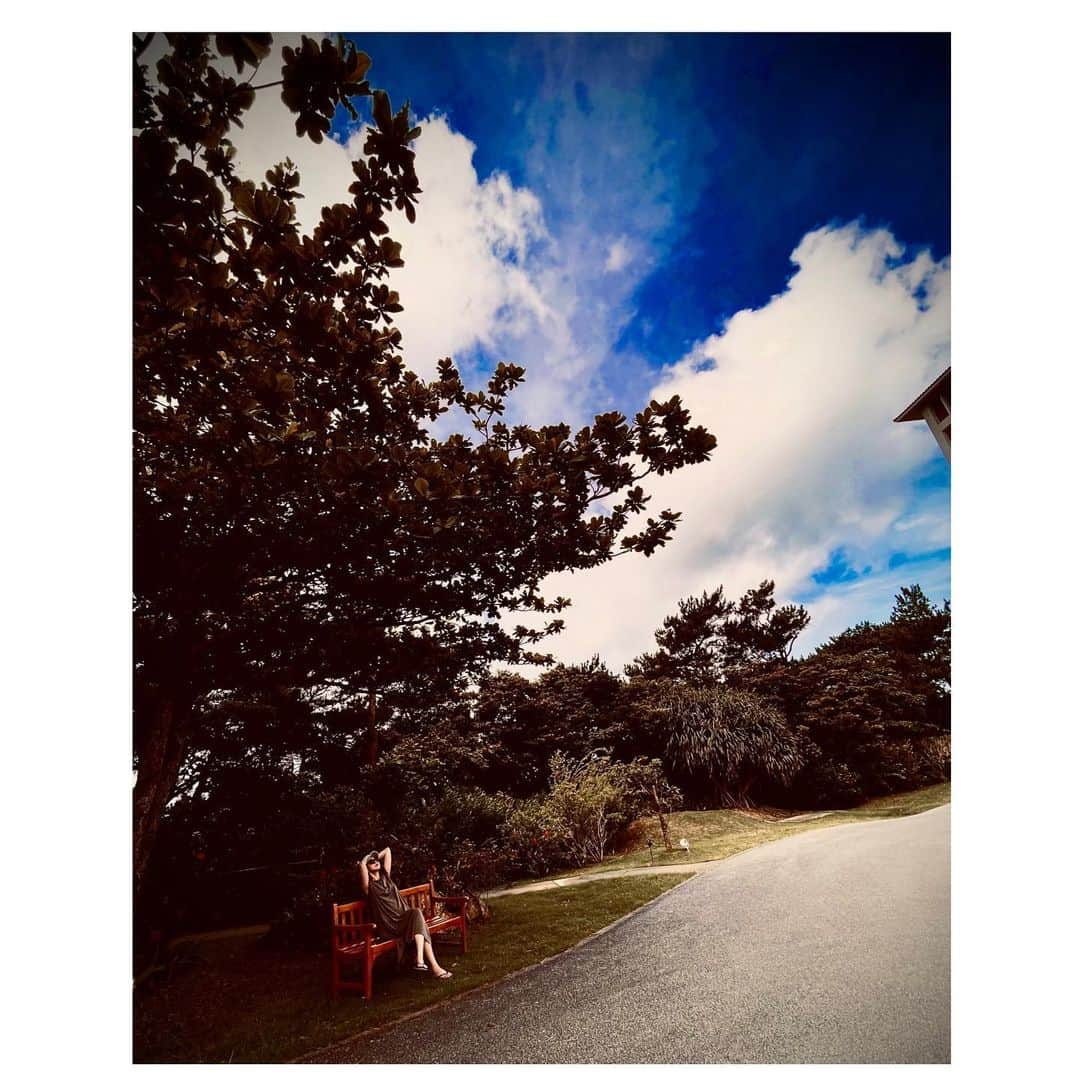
[332,899,369,946]
[397,881,435,918]
[333,880,435,942]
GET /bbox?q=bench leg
[364,950,374,1001]
[461,917,468,954]
[331,950,340,1000]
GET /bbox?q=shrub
[501,796,570,877]
[663,685,803,807]
[866,734,951,795]
[433,837,512,894]
[788,740,865,809]
[915,734,951,784]
[374,785,518,894]
[544,751,657,867]
[423,787,516,892]
[263,864,359,953]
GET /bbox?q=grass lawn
[527,782,952,880]
[133,873,692,1063]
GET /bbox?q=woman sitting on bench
[360,847,453,980]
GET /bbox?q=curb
[290,870,700,1064]
[481,861,715,899]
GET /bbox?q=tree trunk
[133,697,190,898]
[651,784,674,851]
[366,688,379,766]
[736,776,756,808]
[713,781,743,809]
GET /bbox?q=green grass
[133,873,692,1064]
[830,782,951,819]
[524,782,951,880]
[134,784,949,1061]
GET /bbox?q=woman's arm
[359,859,370,895]
[380,847,392,875]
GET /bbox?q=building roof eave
[894,367,951,423]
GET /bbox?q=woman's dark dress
[366,871,431,944]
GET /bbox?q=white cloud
[604,238,632,273]
[147,43,950,671]
[193,39,671,434]
[349,116,558,381]
[195,38,558,388]
[509,222,951,672]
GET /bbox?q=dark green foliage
[544,752,652,865]
[626,581,809,685]
[375,785,516,892]
[261,865,361,953]
[663,684,804,807]
[783,586,951,800]
[133,38,947,924]
[499,752,680,870]
[502,797,570,877]
[134,31,716,898]
[473,657,627,794]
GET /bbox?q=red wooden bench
[331,880,469,1000]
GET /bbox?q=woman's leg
[405,907,431,966]
[422,939,448,977]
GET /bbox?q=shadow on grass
[133,873,692,1063]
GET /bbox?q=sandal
[433,970,453,980]
[412,963,429,972]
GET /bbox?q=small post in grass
[647,838,654,865]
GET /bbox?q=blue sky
[229,32,950,666]
[337,32,949,358]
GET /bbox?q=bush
[263,864,360,953]
[423,787,516,892]
[915,734,951,784]
[435,787,515,847]
[433,837,512,894]
[543,751,658,867]
[501,796,570,877]
[663,685,803,808]
[867,734,951,795]
[370,785,518,894]
[789,747,865,809]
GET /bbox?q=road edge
[483,801,952,899]
[290,870,700,1064]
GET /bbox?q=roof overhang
[895,367,950,423]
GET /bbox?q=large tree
[775,584,951,802]
[803,584,951,731]
[133,34,716,892]
[473,657,626,795]
[626,581,809,685]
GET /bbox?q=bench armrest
[434,895,469,908]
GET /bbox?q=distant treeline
[143,581,948,940]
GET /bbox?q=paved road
[482,859,729,898]
[314,805,950,1064]
[481,814,841,899]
